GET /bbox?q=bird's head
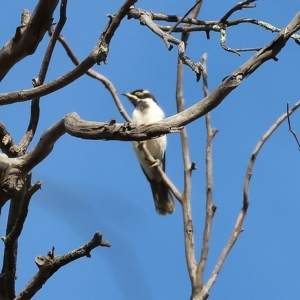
[121,89,158,107]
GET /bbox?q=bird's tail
[150,181,175,215]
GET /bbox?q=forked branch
[15,232,110,300]
[201,99,300,299]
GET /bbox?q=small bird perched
[122,89,175,215]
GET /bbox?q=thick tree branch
[0,121,17,157]
[0,174,31,299]
[0,0,59,81]
[15,232,110,300]
[0,0,137,106]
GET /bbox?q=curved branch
[220,0,257,23]
[50,31,132,122]
[0,0,59,81]
[0,0,137,106]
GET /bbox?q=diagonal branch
[220,0,257,23]
[138,142,182,202]
[201,99,300,298]
[17,0,68,156]
[168,0,203,34]
[0,0,138,106]
[15,232,110,300]
[50,30,132,122]
[0,0,59,81]
[287,102,300,149]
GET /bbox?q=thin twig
[18,0,68,155]
[168,0,203,34]
[127,8,203,78]
[197,54,218,287]
[220,0,257,23]
[287,102,300,150]
[51,31,132,122]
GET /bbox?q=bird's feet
[150,159,161,168]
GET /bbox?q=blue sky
[1,1,300,299]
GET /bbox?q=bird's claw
[150,159,160,168]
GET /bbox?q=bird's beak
[121,92,137,105]
[121,92,132,98]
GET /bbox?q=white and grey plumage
[122,89,175,215]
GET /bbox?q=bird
[122,89,175,215]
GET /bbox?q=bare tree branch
[220,0,257,23]
[0,0,138,106]
[197,54,217,289]
[168,0,203,34]
[127,7,204,79]
[15,232,110,300]
[201,99,300,299]
[0,121,16,157]
[287,102,300,149]
[0,174,31,299]
[174,1,203,295]
[50,30,132,122]
[0,0,60,81]
[17,0,68,156]
[138,143,183,202]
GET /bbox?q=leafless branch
[168,0,203,34]
[0,121,17,157]
[287,102,300,149]
[17,0,68,156]
[197,54,218,288]
[201,99,300,299]
[174,1,204,295]
[0,0,138,106]
[138,143,183,202]
[4,180,42,244]
[50,31,132,122]
[220,0,257,23]
[15,232,110,300]
[127,7,204,79]
[0,0,59,81]
[0,174,32,299]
